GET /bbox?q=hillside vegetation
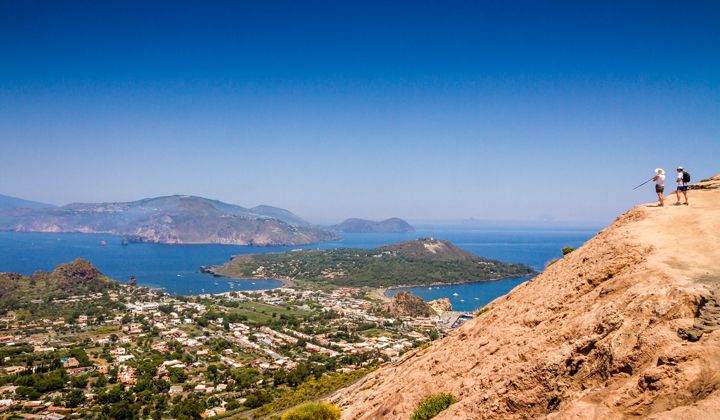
[0,259,120,313]
[209,238,534,288]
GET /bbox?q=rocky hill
[332,174,720,419]
[209,238,534,288]
[0,195,337,246]
[379,237,476,260]
[383,292,435,317]
[0,259,119,311]
[332,217,415,233]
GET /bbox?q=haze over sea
[0,226,596,310]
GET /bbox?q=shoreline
[206,271,538,301]
[382,274,537,297]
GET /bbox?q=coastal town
[0,274,467,419]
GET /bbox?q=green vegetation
[0,260,431,419]
[212,239,534,288]
[226,301,311,323]
[562,247,575,255]
[0,259,119,313]
[254,368,372,417]
[411,393,457,420]
[280,402,341,420]
[475,306,490,317]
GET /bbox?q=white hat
[655,168,665,175]
[677,166,683,170]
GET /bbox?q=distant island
[0,194,337,246]
[207,238,535,288]
[332,217,415,233]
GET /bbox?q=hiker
[652,168,666,207]
[675,166,690,205]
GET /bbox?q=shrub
[281,402,341,420]
[475,306,490,317]
[411,393,456,420]
[561,247,574,255]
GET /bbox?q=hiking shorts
[677,185,688,191]
[656,185,665,193]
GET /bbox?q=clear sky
[1,1,718,225]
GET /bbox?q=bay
[0,225,597,301]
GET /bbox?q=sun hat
[655,168,665,175]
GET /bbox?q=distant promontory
[332,217,415,233]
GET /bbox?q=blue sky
[1,0,718,224]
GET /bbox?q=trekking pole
[632,178,654,190]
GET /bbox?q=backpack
[682,171,691,183]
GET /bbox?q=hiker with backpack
[652,168,666,207]
[675,166,690,205]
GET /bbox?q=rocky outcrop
[428,298,453,314]
[383,292,435,318]
[332,174,720,419]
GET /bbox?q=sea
[0,226,598,311]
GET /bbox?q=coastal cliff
[332,174,720,418]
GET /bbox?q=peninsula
[207,238,535,288]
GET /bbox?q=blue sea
[0,226,598,308]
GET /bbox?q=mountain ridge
[0,194,335,246]
[332,174,720,419]
[0,193,55,210]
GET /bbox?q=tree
[171,396,205,420]
[244,390,272,408]
[108,400,137,419]
[65,389,85,408]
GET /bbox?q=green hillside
[209,238,535,288]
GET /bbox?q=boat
[99,240,107,246]
[452,292,459,296]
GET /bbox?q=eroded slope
[332,174,720,419]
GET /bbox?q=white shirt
[655,174,665,186]
[677,172,686,186]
